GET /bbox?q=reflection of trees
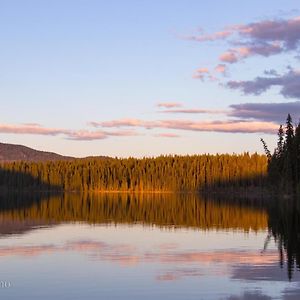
[3,192,300,281]
[0,193,268,232]
[268,198,300,280]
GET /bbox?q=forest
[262,114,300,195]
[0,153,267,192]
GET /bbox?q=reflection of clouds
[232,263,300,282]
[1,238,298,295]
[156,268,204,281]
[0,244,57,257]
[95,254,141,266]
[0,240,280,276]
[65,240,107,252]
[144,250,278,266]
[282,282,300,299]
[157,243,178,251]
[0,241,130,259]
[0,241,278,266]
[227,291,272,300]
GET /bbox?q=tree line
[0,153,267,192]
[262,114,300,195]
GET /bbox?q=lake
[0,192,299,299]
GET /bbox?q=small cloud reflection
[227,291,272,300]
[232,263,300,282]
[156,268,204,281]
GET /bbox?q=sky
[0,0,300,157]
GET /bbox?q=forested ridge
[0,153,267,191]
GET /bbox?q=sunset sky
[1,0,300,157]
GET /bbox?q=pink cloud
[220,43,283,64]
[93,119,135,128]
[185,29,234,42]
[215,64,227,74]
[157,102,183,108]
[67,130,107,140]
[67,130,138,141]
[219,51,238,63]
[158,119,278,134]
[154,133,180,138]
[195,67,209,73]
[89,119,149,129]
[189,16,300,49]
[0,123,139,141]
[188,15,300,66]
[192,68,219,81]
[192,67,211,80]
[0,123,69,136]
[94,118,278,134]
[161,108,227,114]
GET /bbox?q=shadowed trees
[262,114,300,195]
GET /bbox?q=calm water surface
[0,193,299,299]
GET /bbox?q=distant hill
[0,143,74,162]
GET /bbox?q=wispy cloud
[158,101,299,123]
[184,28,233,42]
[0,123,69,136]
[192,68,218,81]
[93,118,278,134]
[67,130,138,141]
[192,65,226,81]
[188,16,300,64]
[227,68,300,99]
[229,101,300,123]
[160,108,227,114]
[192,68,210,80]
[0,123,138,141]
[215,64,227,75]
[0,240,278,270]
[93,119,157,129]
[157,102,183,108]
[219,43,283,64]
[219,51,239,63]
[153,133,180,138]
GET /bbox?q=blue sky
[0,0,300,157]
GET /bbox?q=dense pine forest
[0,153,267,192]
[262,114,300,195]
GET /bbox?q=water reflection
[0,193,268,231]
[268,198,300,281]
[0,192,299,299]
